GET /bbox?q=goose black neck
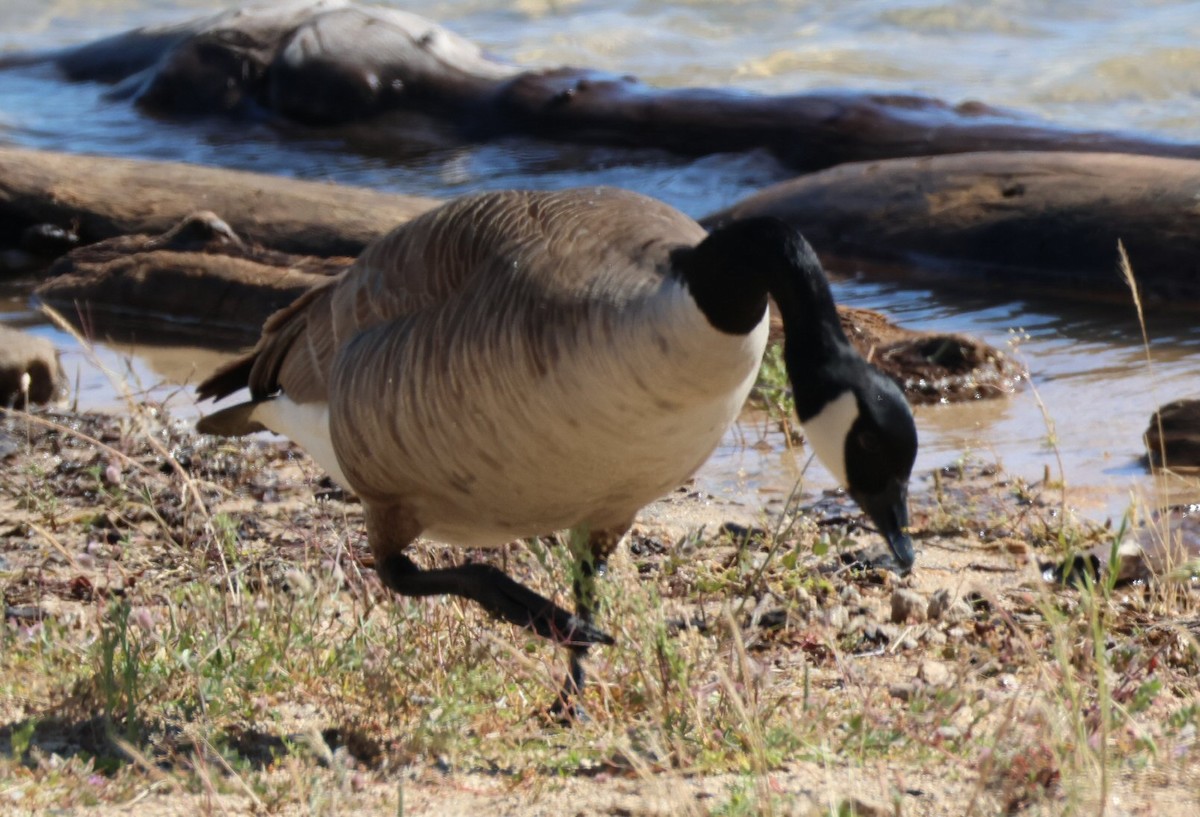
[676,218,853,418]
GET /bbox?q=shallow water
[2,0,1199,519]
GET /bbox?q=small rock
[891,588,926,623]
[863,622,898,645]
[1002,539,1030,556]
[889,682,919,702]
[927,588,952,621]
[919,660,952,686]
[825,604,849,630]
[103,460,123,486]
[844,614,867,635]
[937,725,963,741]
[792,586,815,618]
[822,796,891,817]
[1145,398,1200,472]
[942,600,976,624]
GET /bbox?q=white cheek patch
[801,391,859,487]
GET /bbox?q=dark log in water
[5,146,1198,306]
[35,212,346,340]
[766,306,1024,404]
[1145,400,1200,474]
[703,152,1200,304]
[3,2,1199,171]
[0,146,439,261]
[833,307,1024,405]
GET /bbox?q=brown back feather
[197,187,701,409]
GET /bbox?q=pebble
[919,660,952,686]
[922,628,947,645]
[927,588,952,621]
[792,586,815,618]
[891,588,926,623]
[825,604,849,630]
[942,600,976,624]
[844,614,867,635]
[820,796,891,817]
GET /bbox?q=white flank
[801,390,858,487]
[253,398,350,488]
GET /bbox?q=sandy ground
[1,406,1198,816]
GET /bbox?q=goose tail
[196,400,267,437]
[196,354,255,402]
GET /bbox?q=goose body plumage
[203,188,767,546]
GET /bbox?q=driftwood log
[35,214,1022,404]
[3,1,1199,172]
[833,308,1023,405]
[35,212,350,343]
[703,152,1200,304]
[3,145,1200,307]
[0,146,438,260]
[1145,400,1200,474]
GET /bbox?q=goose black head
[833,365,918,571]
[680,217,919,571]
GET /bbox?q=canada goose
[196,187,917,714]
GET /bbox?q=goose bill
[852,478,914,573]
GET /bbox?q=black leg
[549,525,625,721]
[376,553,613,648]
[550,556,600,720]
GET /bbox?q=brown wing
[196,187,703,406]
[194,192,518,405]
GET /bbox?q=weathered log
[4,2,1199,171]
[765,306,1024,404]
[0,146,439,260]
[36,214,1020,404]
[36,212,345,343]
[703,151,1200,304]
[1145,400,1200,474]
[0,324,64,406]
[835,307,1024,405]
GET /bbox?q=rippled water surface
[2,0,1199,518]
